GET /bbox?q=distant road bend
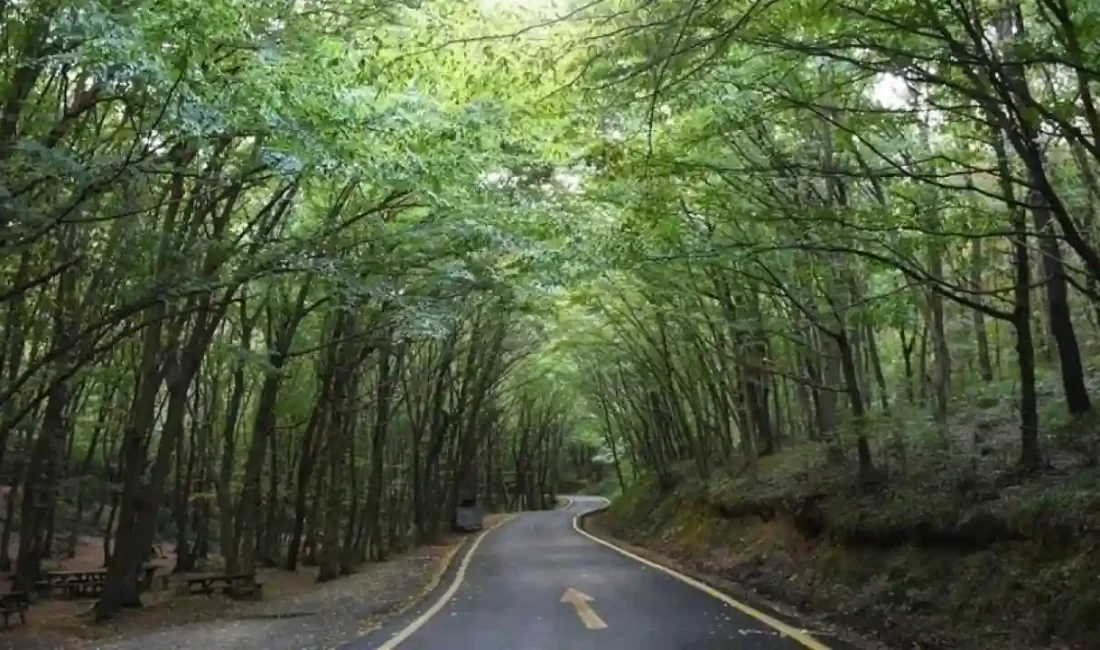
[352,496,842,650]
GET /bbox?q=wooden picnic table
[40,568,106,598]
[185,572,263,600]
[44,569,106,580]
[0,591,28,629]
[39,563,158,599]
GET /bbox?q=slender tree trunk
[990,116,1041,470]
[363,336,399,561]
[0,483,18,571]
[261,432,280,567]
[971,239,995,382]
[285,405,323,571]
[865,323,889,412]
[835,331,874,478]
[217,350,247,569]
[1029,189,1091,414]
[917,323,929,404]
[929,290,950,425]
[172,410,193,573]
[1016,224,1040,470]
[819,336,842,462]
[15,227,76,592]
[317,315,358,582]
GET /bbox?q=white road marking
[376,518,510,650]
[571,498,834,650]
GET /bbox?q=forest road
[349,495,834,650]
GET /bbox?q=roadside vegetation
[0,1,576,640]
[4,0,1100,649]
[566,1,1100,648]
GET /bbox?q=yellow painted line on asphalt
[560,587,608,630]
[377,515,514,650]
[359,543,461,635]
[572,498,834,650]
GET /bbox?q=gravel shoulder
[2,534,474,650]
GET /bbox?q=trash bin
[454,498,484,532]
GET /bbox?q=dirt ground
[0,518,511,650]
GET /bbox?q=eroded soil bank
[591,470,1100,650]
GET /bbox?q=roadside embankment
[587,452,1100,650]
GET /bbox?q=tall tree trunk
[217,311,252,569]
[15,227,76,592]
[990,117,1041,470]
[865,323,890,412]
[172,407,193,573]
[231,367,281,574]
[285,408,322,571]
[1015,219,1040,470]
[363,334,399,561]
[929,287,950,426]
[0,483,17,571]
[0,251,31,483]
[819,336,842,462]
[971,239,995,382]
[285,322,337,572]
[317,314,359,582]
[917,323,929,404]
[835,331,874,479]
[261,432,280,567]
[1029,189,1091,414]
[99,295,224,619]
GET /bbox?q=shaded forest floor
[593,382,1100,650]
[1,517,512,650]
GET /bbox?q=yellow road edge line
[572,498,833,650]
[356,536,466,638]
[377,514,516,650]
[386,533,465,618]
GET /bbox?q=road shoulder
[344,512,519,650]
[577,506,885,650]
[3,528,497,650]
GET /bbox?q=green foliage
[8,0,1100,638]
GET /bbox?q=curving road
[349,496,846,650]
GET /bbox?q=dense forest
[0,0,579,623]
[3,0,1100,643]
[569,0,1100,483]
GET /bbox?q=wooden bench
[0,592,29,629]
[226,574,263,600]
[185,572,263,600]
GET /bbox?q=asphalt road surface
[350,496,839,650]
